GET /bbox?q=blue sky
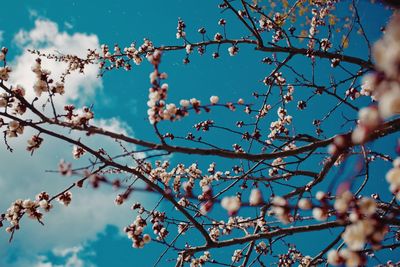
[0,1,396,266]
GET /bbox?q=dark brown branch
[184,220,347,255]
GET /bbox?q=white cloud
[94,118,130,135]
[10,19,102,106]
[53,246,82,258]
[0,19,149,267]
[33,246,96,267]
[0,118,150,267]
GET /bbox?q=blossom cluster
[123,214,151,248]
[386,157,400,200]
[146,161,220,203]
[0,66,12,81]
[6,120,24,138]
[0,84,28,117]
[207,216,258,242]
[268,107,293,139]
[72,145,86,159]
[327,191,388,266]
[0,47,10,80]
[27,135,44,152]
[99,39,154,72]
[353,14,400,144]
[64,105,94,126]
[125,203,172,248]
[259,12,284,43]
[176,18,186,39]
[32,58,65,97]
[146,51,231,124]
[189,252,211,267]
[268,188,389,267]
[269,157,286,177]
[147,50,184,124]
[57,191,72,206]
[278,245,311,267]
[2,192,52,234]
[307,4,333,53]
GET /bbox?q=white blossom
[210,95,219,104]
[249,188,263,206]
[221,196,241,214]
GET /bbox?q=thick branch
[184,220,347,254]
